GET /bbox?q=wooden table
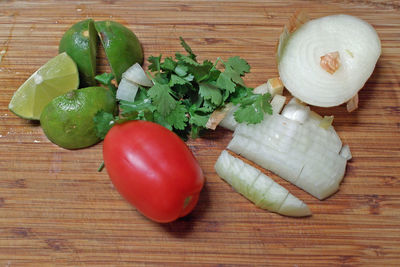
[1,1,399,266]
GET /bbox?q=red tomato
[103,120,204,223]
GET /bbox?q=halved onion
[277,14,381,108]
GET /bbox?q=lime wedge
[59,19,98,87]
[8,52,79,120]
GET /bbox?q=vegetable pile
[7,13,382,222]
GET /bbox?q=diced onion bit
[319,115,334,130]
[116,78,139,102]
[277,14,381,107]
[122,63,153,87]
[346,93,359,112]
[270,95,286,114]
[267,77,284,96]
[320,51,340,74]
[253,78,284,97]
[218,105,239,131]
[215,150,311,217]
[206,103,233,130]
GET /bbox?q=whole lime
[59,19,98,87]
[40,86,117,149]
[95,20,144,83]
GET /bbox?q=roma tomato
[103,120,204,223]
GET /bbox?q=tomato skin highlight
[103,120,204,223]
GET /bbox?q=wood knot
[13,179,27,188]
[367,194,382,215]
[45,239,68,251]
[12,227,31,237]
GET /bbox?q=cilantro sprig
[94,37,272,140]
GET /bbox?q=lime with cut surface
[95,20,144,83]
[8,52,79,120]
[59,18,98,87]
[40,86,117,149]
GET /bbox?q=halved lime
[8,52,79,120]
[95,20,144,83]
[59,19,98,87]
[40,86,117,149]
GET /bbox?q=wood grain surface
[1,0,399,266]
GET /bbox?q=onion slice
[277,14,381,108]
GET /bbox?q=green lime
[59,19,98,87]
[8,52,79,120]
[40,86,117,149]
[95,20,144,83]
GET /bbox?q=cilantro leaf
[93,110,115,139]
[147,83,177,116]
[161,57,177,72]
[174,64,188,76]
[216,72,236,94]
[199,82,222,106]
[148,55,162,71]
[176,53,200,66]
[95,73,114,85]
[180,37,197,60]
[234,93,272,124]
[95,73,117,95]
[226,56,251,75]
[189,105,210,127]
[169,74,189,87]
[224,66,244,86]
[165,102,188,130]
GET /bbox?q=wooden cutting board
[1,0,399,266]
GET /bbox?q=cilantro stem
[97,162,105,172]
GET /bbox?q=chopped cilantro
[93,37,272,140]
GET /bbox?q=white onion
[122,63,153,87]
[227,103,350,200]
[277,14,381,107]
[218,105,239,131]
[340,145,352,160]
[116,78,139,102]
[214,150,311,217]
[270,95,286,114]
[281,98,310,123]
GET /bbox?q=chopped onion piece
[281,98,310,123]
[206,103,234,130]
[340,145,352,160]
[122,63,153,87]
[346,93,359,112]
[267,77,284,96]
[218,105,239,131]
[116,78,139,102]
[253,78,284,97]
[253,83,269,95]
[270,95,286,114]
[215,150,311,217]
[319,115,334,130]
